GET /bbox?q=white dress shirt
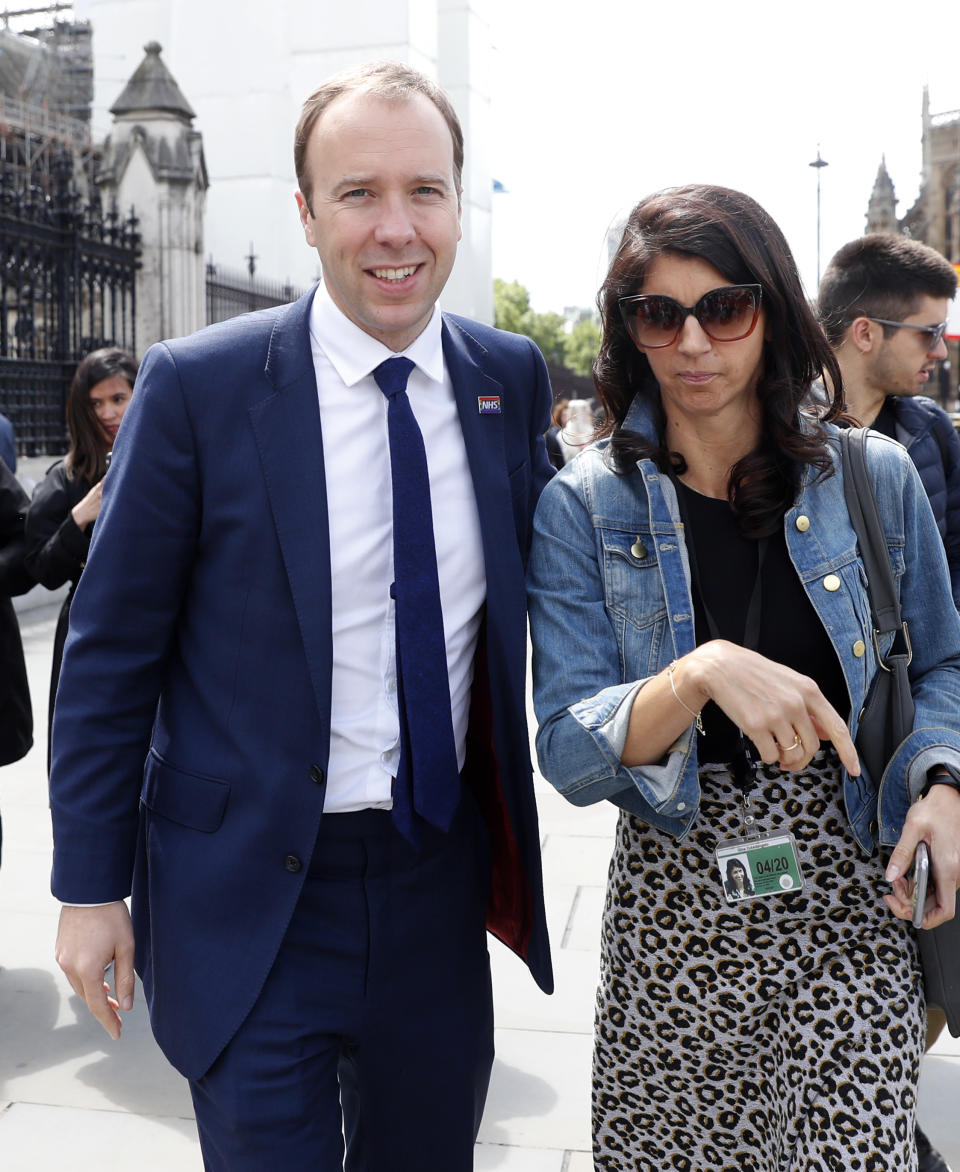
[309,283,487,813]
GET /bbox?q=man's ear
[295,191,316,247]
[849,316,877,354]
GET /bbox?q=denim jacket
[528,394,960,854]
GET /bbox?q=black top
[676,481,849,763]
[870,398,898,440]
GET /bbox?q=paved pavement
[2,587,959,1168]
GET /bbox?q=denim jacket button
[795,515,810,532]
[676,801,686,812]
[630,537,647,559]
[852,640,866,658]
[823,574,841,592]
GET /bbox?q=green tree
[564,317,602,377]
[493,278,532,336]
[493,279,570,367]
[527,311,567,366]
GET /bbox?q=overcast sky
[489,0,960,315]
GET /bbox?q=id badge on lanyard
[714,741,806,904]
[716,831,805,904]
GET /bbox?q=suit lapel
[442,317,514,577]
[248,289,333,724]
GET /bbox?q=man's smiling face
[296,89,462,352]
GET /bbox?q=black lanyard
[673,477,768,795]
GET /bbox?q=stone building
[865,157,898,236]
[865,87,960,263]
[0,25,209,453]
[73,0,496,324]
[916,88,960,262]
[97,42,208,347]
[0,18,95,192]
[864,88,960,405]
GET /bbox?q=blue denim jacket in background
[528,393,960,854]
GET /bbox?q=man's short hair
[294,61,464,214]
[818,234,957,345]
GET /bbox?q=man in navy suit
[51,61,553,1170]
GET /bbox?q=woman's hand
[70,479,104,531]
[688,640,859,775]
[623,640,859,774]
[885,784,960,928]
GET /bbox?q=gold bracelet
[666,659,705,735]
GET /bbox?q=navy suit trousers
[189,791,494,1170]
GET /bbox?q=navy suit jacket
[50,288,555,1079]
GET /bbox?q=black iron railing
[206,262,306,326]
[0,149,140,456]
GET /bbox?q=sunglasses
[866,317,948,351]
[619,284,763,349]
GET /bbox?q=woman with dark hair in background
[25,347,138,769]
[528,185,960,1169]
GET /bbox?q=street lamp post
[809,147,829,289]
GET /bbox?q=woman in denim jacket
[528,185,960,1171]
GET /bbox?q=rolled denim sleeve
[872,438,960,843]
[527,460,694,810]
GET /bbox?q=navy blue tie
[373,356,460,839]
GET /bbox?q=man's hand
[55,902,135,1039]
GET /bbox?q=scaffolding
[0,11,95,191]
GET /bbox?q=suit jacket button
[284,855,302,873]
[310,764,325,785]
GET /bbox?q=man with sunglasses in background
[819,235,959,603]
[819,233,958,1172]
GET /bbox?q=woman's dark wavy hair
[64,347,139,483]
[596,184,845,538]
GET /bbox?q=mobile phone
[912,841,930,929]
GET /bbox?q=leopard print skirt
[593,751,924,1172]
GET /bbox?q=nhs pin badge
[478,396,501,415]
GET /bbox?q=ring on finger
[780,732,802,753]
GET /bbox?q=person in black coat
[24,348,138,771]
[0,410,17,472]
[0,459,35,866]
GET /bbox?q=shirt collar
[309,281,445,387]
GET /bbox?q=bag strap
[839,427,912,663]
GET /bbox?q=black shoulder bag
[840,426,960,1037]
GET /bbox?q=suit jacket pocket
[141,749,230,833]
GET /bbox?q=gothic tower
[865,156,897,234]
